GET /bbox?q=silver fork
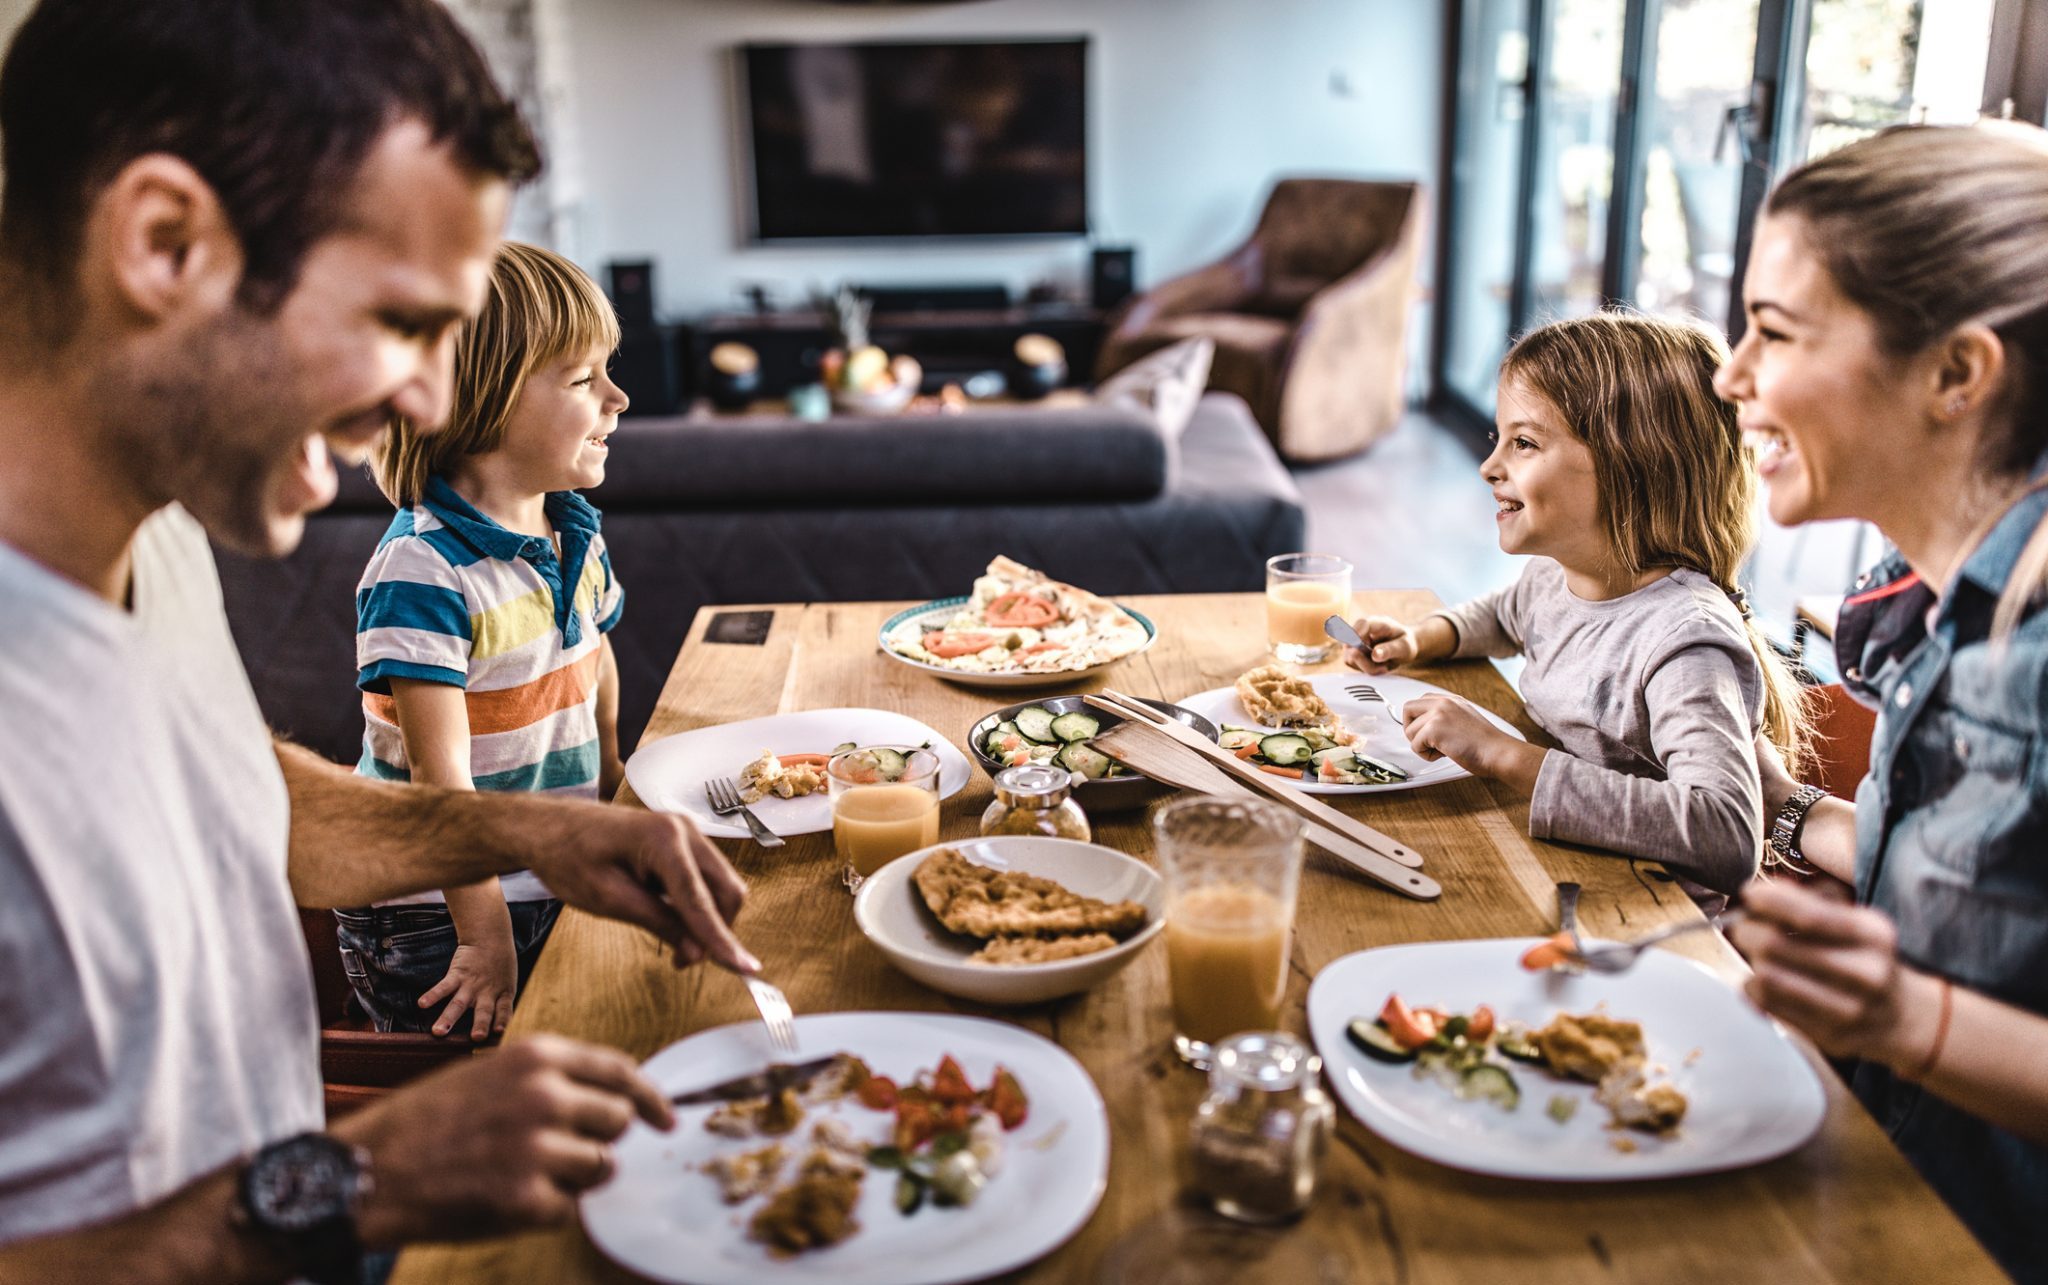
[1567,912,1742,973]
[1342,683,1404,725]
[744,975,799,1055]
[705,777,785,849]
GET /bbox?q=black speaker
[1090,246,1135,311]
[612,323,679,416]
[606,260,656,327]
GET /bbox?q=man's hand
[1342,615,1418,674]
[1728,878,1937,1068]
[524,804,758,974]
[333,1034,674,1246]
[420,939,519,1041]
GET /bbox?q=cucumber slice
[1495,1031,1544,1064]
[1346,1018,1416,1064]
[1353,752,1411,782]
[1459,1063,1521,1110]
[1048,711,1101,743]
[831,742,859,754]
[1301,727,1339,751]
[1218,728,1264,752]
[868,747,908,781]
[1056,742,1113,779]
[1258,733,1315,766]
[1013,707,1059,743]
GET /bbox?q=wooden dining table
[394,590,2003,1284]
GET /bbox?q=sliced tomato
[984,591,1060,628]
[1519,932,1578,972]
[931,1054,977,1106]
[1015,641,1062,655]
[923,631,996,659]
[1378,994,1439,1050]
[856,1073,899,1111]
[776,753,830,767]
[893,1098,939,1151]
[985,1066,1029,1130]
[1258,764,1305,779]
[1466,1005,1496,1043]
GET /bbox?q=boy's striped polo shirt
[353,478,624,904]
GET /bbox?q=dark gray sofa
[217,391,1305,762]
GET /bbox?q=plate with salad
[625,708,973,839]
[1172,672,1524,794]
[1304,939,1827,1181]
[581,1011,1110,1284]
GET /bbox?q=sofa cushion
[1094,336,1214,440]
[586,403,1168,510]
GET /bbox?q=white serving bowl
[853,835,1164,1005]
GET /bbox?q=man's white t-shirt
[0,505,322,1242]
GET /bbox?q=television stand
[681,304,1106,399]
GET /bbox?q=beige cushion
[1093,336,1214,440]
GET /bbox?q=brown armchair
[1096,178,1425,463]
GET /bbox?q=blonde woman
[1346,312,1807,901]
[1714,123,2048,1280]
[338,242,631,1040]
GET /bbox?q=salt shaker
[1188,1031,1334,1223]
[979,764,1091,842]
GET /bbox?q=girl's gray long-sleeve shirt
[1434,560,1765,894]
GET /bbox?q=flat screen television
[740,38,1088,242]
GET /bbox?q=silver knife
[668,1056,840,1106]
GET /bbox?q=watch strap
[1768,783,1828,873]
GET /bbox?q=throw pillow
[1094,336,1214,440]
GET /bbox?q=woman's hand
[1400,693,1546,792]
[1728,878,1941,1068]
[1343,615,1417,674]
[419,937,520,1041]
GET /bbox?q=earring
[1948,395,1968,416]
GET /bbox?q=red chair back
[1806,683,1876,801]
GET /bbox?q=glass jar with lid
[1187,1031,1335,1223]
[979,764,1091,842]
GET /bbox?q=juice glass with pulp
[828,745,941,890]
[1265,554,1351,663]
[1154,797,1306,1067]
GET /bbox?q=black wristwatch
[233,1133,371,1285]
[1768,783,1828,874]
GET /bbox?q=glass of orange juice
[828,745,942,891]
[1154,797,1306,1068]
[1265,553,1352,664]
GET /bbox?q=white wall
[558,0,1445,317]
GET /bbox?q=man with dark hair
[0,3,758,1280]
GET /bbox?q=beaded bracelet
[1907,976,1954,1082]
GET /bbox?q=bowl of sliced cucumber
[967,696,1220,813]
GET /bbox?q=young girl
[338,241,630,1038]
[1347,312,1805,899]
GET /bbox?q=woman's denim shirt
[1833,481,2048,1280]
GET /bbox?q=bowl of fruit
[819,285,922,415]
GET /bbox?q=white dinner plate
[1174,672,1524,793]
[580,1011,1111,1285]
[876,596,1157,690]
[1304,939,1828,1181]
[624,708,971,839]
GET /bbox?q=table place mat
[704,610,774,645]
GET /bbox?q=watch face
[248,1134,357,1233]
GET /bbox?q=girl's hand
[1344,615,1417,674]
[1399,693,1546,792]
[420,937,520,1041]
[1728,878,1942,1068]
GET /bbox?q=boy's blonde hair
[375,241,621,506]
[1501,311,1811,775]
[1765,122,2048,639]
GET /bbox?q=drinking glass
[1265,554,1352,664]
[827,745,941,891]
[1154,797,1306,1067]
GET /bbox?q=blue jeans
[333,900,561,1037]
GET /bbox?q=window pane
[1797,0,1995,162]
[1632,0,1759,326]
[1443,0,1531,410]
[1526,0,1626,322]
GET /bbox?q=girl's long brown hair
[1502,311,1810,774]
